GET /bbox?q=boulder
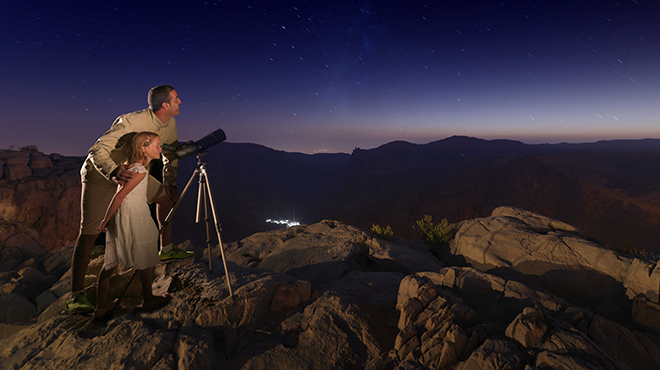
[0,293,37,323]
[0,151,30,165]
[375,268,660,370]
[218,221,369,287]
[624,258,660,303]
[29,153,53,170]
[218,220,442,288]
[451,206,634,318]
[3,164,31,180]
[455,339,526,370]
[0,315,177,369]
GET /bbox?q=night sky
[3,0,659,156]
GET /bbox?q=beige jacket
[81,108,178,186]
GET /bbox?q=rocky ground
[1,209,660,369]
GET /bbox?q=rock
[587,315,660,370]
[0,155,83,252]
[194,270,309,330]
[0,315,177,369]
[541,328,624,369]
[241,271,401,370]
[491,206,582,235]
[397,274,434,309]
[505,307,548,348]
[176,327,221,370]
[0,151,30,165]
[41,243,74,278]
[455,339,526,370]
[29,153,53,170]
[219,221,369,287]
[451,206,634,319]
[536,351,609,370]
[3,213,660,370]
[398,298,424,330]
[4,232,45,261]
[420,267,568,323]
[4,164,32,180]
[632,296,660,333]
[624,258,660,302]
[368,237,444,274]
[437,324,468,368]
[219,220,442,288]
[0,293,37,323]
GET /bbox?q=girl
[96,131,171,318]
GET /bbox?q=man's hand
[114,165,134,185]
[163,185,179,204]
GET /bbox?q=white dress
[104,163,161,270]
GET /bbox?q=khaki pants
[79,174,162,235]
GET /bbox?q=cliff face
[0,150,84,252]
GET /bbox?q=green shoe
[159,245,195,261]
[65,292,94,314]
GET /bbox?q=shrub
[371,224,394,241]
[414,215,452,253]
[611,244,659,262]
[19,145,39,153]
[284,228,298,241]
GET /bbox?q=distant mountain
[170,136,660,254]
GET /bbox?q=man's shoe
[65,292,94,314]
[159,245,195,261]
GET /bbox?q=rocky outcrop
[451,206,660,333]
[2,215,660,369]
[0,150,84,252]
[217,219,444,286]
[367,270,660,370]
[0,220,73,326]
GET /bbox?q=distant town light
[266,219,300,227]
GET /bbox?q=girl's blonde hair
[125,131,159,165]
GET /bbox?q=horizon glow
[2,1,659,156]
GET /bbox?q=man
[66,85,194,314]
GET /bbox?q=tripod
[161,152,233,296]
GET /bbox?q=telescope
[161,128,226,159]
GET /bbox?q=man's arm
[88,118,132,182]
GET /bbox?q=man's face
[164,90,181,116]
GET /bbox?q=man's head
[148,85,176,112]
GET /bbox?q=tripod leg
[196,172,204,223]
[161,168,200,234]
[201,175,213,273]
[200,169,233,296]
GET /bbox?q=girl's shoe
[65,292,94,314]
[159,245,194,261]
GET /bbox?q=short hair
[126,131,160,166]
[148,85,175,112]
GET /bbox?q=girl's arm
[98,171,147,231]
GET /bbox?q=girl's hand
[97,220,108,233]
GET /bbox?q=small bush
[611,244,659,262]
[371,224,394,241]
[284,228,298,241]
[19,145,39,153]
[414,215,452,254]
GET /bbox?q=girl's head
[126,131,161,165]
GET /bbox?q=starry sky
[2,0,659,156]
